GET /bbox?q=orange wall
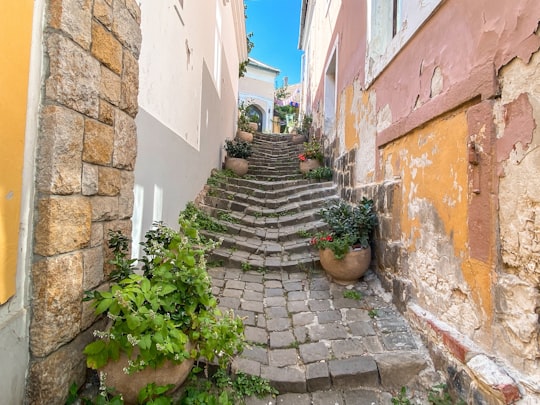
[0,0,33,303]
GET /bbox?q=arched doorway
[246,104,263,132]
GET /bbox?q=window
[366,0,443,85]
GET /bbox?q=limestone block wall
[26,1,141,403]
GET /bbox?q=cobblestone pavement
[209,266,437,404]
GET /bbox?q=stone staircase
[197,133,437,403]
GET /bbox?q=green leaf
[83,340,106,355]
[94,298,113,314]
[126,314,141,330]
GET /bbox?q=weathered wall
[300,0,540,402]
[27,1,141,403]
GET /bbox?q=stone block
[294,326,308,343]
[48,0,92,49]
[241,346,268,365]
[118,170,134,219]
[243,290,263,301]
[90,222,104,247]
[276,393,311,404]
[375,351,427,389]
[83,119,114,165]
[331,339,365,358]
[266,306,288,319]
[317,310,341,324]
[311,390,341,404]
[287,300,308,313]
[306,362,331,392]
[38,105,84,194]
[328,356,379,389]
[98,167,121,196]
[121,50,139,117]
[125,0,141,24]
[91,196,119,221]
[261,366,306,393]
[269,331,295,348]
[113,109,137,170]
[46,33,100,118]
[267,317,291,332]
[30,253,84,357]
[82,163,98,196]
[265,287,284,297]
[299,342,329,363]
[35,196,92,256]
[381,332,418,351]
[112,0,142,57]
[232,358,261,376]
[269,348,298,367]
[100,66,121,106]
[99,100,114,125]
[245,282,264,292]
[94,0,112,28]
[349,321,376,336]
[82,246,104,290]
[264,296,286,307]
[242,300,264,313]
[342,389,380,405]
[292,312,314,327]
[308,299,331,311]
[26,326,97,405]
[245,327,268,345]
[91,21,122,74]
[308,324,348,341]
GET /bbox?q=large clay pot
[100,353,194,404]
[299,159,321,173]
[225,157,249,176]
[248,122,258,132]
[236,130,253,143]
[319,246,371,285]
[291,134,306,145]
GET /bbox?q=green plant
[83,207,245,375]
[225,139,252,159]
[310,198,377,258]
[237,102,254,133]
[368,309,378,318]
[107,230,136,282]
[138,383,174,405]
[241,262,252,272]
[392,387,412,405]
[181,202,227,233]
[428,384,465,405]
[297,229,311,238]
[305,166,333,181]
[343,290,362,300]
[299,114,312,135]
[299,139,323,162]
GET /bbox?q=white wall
[134,0,245,249]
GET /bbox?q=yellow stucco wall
[0,0,33,303]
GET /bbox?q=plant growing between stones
[241,262,252,272]
[304,166,333,181]
[368,309,378,318]
[343,290,362,300]
[83,206,245,383]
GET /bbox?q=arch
[246,104,263,132]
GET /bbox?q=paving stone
[294,326,308,343]
[265,280,283,288]
[208,268,225,279]
[232,357,261,376]
[310,278,330,291]
[244,290,263,301]
[287,272,307,280]
[299,342,329,363]
[283,281,303,291]
[257,316,267,328]
[226,280,246,290]
[376,317,409,333]
[288,291,307,300]
[267,317,291,332]
[218,296,240,309]
[269,331,296,348]
[269,348,298,367]
[275,393,311,404]
[333,297,364,309]
[309,290,331,299]
[265,288,285,297]
[222,288,243,298]
[242,300,264,313]
[263,272,283,280]
[241,346,268,364]
[241,273,264,283]
[363,336,384,354]
[212,278,225,287]
[265,296,287,307]
[224,268,242,279]
[306,362,331,392]
[344,308,371,322]
[235,309,256,326]
[211,286,220,295]
[381,332,417,350]
[266,306,289,319]
[292,312,315,326]
[342,389,379,405]
[245,326,268,345]
[317,310,341,324]
[245,395,274,405]
[245,282,264,292]
[328,356,379,389]
[375,351,427,389]
[311,390,342,404]
[308,324,348,341]
[287,300,308,313]
[261,366,306,393]
[331,339,365,358]
[349,321,376,336]
[308,299,332,311]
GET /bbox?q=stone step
[208,248,319,271]
[206,180,334,200]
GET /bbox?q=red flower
[326,235,333,241]
[310,237,317,245]
[298,153,306,161]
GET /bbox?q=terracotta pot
[236,130,253,143]
[100,352,194,404]
[248,122,258,131]
[291,134,306,145]
[225,157,249,176]
[299,159,321,173]
[319,246,371,285]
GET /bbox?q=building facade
[0,0,246,403]
[299,0,540,403]
[239,57,280,133]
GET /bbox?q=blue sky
[245,0,303,86]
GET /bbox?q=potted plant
[310,198,377,285]
[248,113,259,132]
[237,103,254,142]
[224,139,252,176]
[83,211,245,404]
[299,139,323,173]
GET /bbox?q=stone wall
[26,1,141,403]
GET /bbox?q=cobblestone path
[199,133,438,404]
